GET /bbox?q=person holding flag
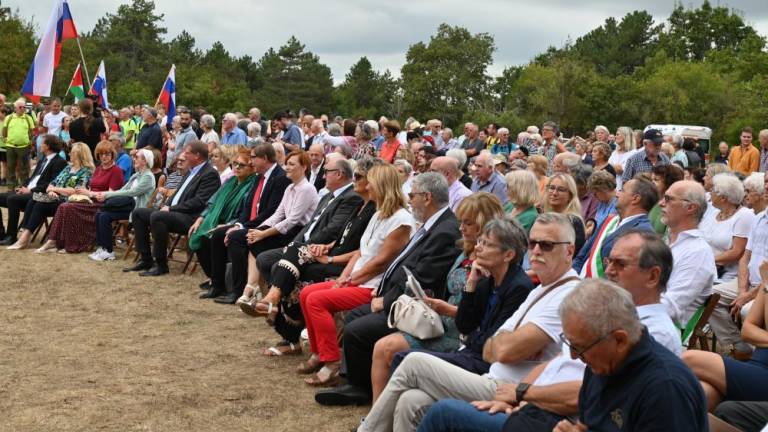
[572,176,658,278]
[66,63,86,103]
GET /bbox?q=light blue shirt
[221,127,248,145]
[171,161,206,206]
[471,171,509,204]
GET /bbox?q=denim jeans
[417,399,507,432]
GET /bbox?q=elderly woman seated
[8,142,94,250]
[370,197,534,402]
[89,149,157,261]
[209,145,234,184]
[36,140,125,253]
[743,172,766,215]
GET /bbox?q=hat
[643,129,663,145]
[408,121,422,131]
[492,154,508,166]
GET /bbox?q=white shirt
[617,213,643,229]
[662,229,716,325]
[43,111,67,136]
[309,163,323,187]
[699,206,754,282]
[303,182,353,241]
[608,148,638,191]
[746,210,768,287]
[487,269,581,383]
[353,208,415,289]
[27,153,56,189]
[201,130,220,145]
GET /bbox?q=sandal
[305,364,341,387]
[262,341,302,357]
[297,355,323,375]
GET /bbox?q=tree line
[1,0,766,143]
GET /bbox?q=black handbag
[102,196,136,213]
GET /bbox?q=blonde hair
[69,142,95,171]
[527,155,548,177]
[544,173,582,220]
[455,192,504,255]
[615,126,635,153]
[506,169,540,208]
[367,164,407,219]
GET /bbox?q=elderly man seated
[354,213,580,431]
[471,152,509,204]
[659,180,717,326]
[416,230,683,432]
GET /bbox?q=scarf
[188,174,256,251]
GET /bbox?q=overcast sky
[7,0,768,82]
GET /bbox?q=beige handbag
[387,267,445,340]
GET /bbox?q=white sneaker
[90,249,115,261]
[88,248,104,260]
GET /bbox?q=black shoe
[199,280,211,290]
[0,236,17,246]
[123,261,153,272]
[139,264,170,277]
[199,288,224,299]
[213,293,238,304]
[315,384,371,406]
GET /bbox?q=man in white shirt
[306,143,325,191]
[42,98,66,136]
[431,156,471,212]
[357,213,580,432]
[659,180,716,326]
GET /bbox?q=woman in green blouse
[8,142,94,250]
[503,169,540,233]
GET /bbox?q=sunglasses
[232,162,248,169]
[353,172,366,181]
[528,239,570,252]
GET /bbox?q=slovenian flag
[20,0,79,99]
[67,63,85,102]
[88,60,109,109]
[157,65,176,120]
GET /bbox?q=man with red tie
[199,143,290,300]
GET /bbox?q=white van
[644,124,713,154]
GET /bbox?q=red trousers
[300,281,372,362]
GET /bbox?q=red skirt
[48,201,104,252]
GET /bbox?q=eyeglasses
[547,185,569,194]
[559,330,616,360]
[353,172,366,181]
[476,238,502,249]
[408,191,427,200]
[324,168,340,175]
[528,239,570,252]
[232,162,248,169]
[662,194,690,204]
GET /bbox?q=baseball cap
[643,129,663,145]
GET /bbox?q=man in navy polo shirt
[554,280,707,432]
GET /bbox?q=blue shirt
[115,152,133,183]
[471,171,509,204]
[594,197,617,228]
[579,329,707,431]
[221,127,248,145]
[171,161,206,206]
[282,122,303,147]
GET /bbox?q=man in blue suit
[574,176,659,277]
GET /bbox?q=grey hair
[571,163,593,186]
[356,157,385,175]
[393,159,413,175]
[526,125,539,135]
[671,134,683,148]
[533,212,576,244]
[498,127,509,135]
[335,158,354,179]
[247,121,262,137]
[559,279,643,344]
[446,148,467,168]
[614,229,673,292]
[442,127,453,138]
[706,162,730,178]
[555,152,581,172]
[679,182,709,222]
[363,119,379,134]
[712,173,745,205]
[108,133,125,147]
[223,113,238,123]
[201,114,215,129]
[594,125,609,135]
[744,172,766,195]
[483,218,527,265]
[412,172,450,207]
[328,123,342,137]
[146,108,158,119]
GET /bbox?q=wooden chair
[682,293,721,351]
[167,233,196,275]
[120,175,168,261]
[30,217,51,244]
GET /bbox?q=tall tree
[401,24,495,126]
[335,57,397,118]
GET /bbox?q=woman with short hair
[209,146,234,184]
[743,172,766,214]
[588,169,618,235]
[591,141,616,177]
[379,120,402,163]
[504,170,540,233]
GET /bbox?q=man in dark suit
[315,172,461,406]
[306,143,326,191]
[255,155,363,286]
[573,176,658,276]
[199,143,291,301]
[124,140,221,276]
[0,134,67,244]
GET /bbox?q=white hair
[712,173,745,205]
[393,159,413,175]
[526,125,539,135]
[223,113,237,123]
[363,119,379,133]
[744,172,766,195]
[247,122,262,137]
[498,127,509,135]
[446,148,467,168]
[594,125,609,135]
[138,148,154,169]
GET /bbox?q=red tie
[249,176,266,220]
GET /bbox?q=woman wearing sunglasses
[543,173,586,253]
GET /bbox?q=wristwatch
[328,256,334,264]
[515,382,531,402]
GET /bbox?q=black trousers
[256,247,284,282]
[194,225,230,290]
[20,199,59,232]
[714,401,768,432]
[0,192,32,238]
[132,207,195,265]
[342,304,397,394]
[390,348,490,377]
[227,225,302,297]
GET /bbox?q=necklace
[717,206,739,221]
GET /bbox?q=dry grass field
[0,236,367,431]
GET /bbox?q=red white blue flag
[21,0,79,99]
[88,60,109,109]
[157,65,177,120]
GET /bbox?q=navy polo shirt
[579,329,708,431]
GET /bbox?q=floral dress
[403,253,472,352]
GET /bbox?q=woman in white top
[700,173,754,282]
[209,146,233,184]
[299,164,413,386]
[608,126,637,190]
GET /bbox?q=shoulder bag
[387,267,445,340]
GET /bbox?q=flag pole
[75,36,92,89]
[64,62,76,99]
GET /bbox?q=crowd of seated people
[8,102,768,431]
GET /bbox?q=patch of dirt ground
[0,239,368,432]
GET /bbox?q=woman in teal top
[502,169,540,233]
[8,142,94,250]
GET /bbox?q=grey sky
[7,0,768,82]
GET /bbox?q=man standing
[220,113,248,146]
[248,107,268,138]
[274,111,303,152]
[431,156,471,212]
[41,98,66,136]
[306,143,326,191]
[124,141,220,276]
[171,107,197,160]
[729,127,759,175]
[471,152,509,204]
[659,180,717,326]
[540,121,566,175]
[622,128,671,183]
[460,123,484,160]
[119,108,139,150]
[2,99,35,188]
[135,108,163,151]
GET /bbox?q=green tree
[400,24,495,126]
[0,3,38,96]
[335,57,397,119]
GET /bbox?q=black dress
[69,114,106,155]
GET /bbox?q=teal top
[105,169,156,210]
[504,204,539,233]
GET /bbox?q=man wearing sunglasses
[418,232,686,432]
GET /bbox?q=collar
[332,182,353,198]
[262,163,277,181]
[189,161,206,176]
[606,329,653,378]
[422,205,450,232]
[44,153,57,162]
[669,228,703,246]
[636,303,666,320]
[617,213,644,228]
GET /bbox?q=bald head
[308,143,325,168]
[431,156,460,182]
[311,118,324,134]
[661,180,708,231]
